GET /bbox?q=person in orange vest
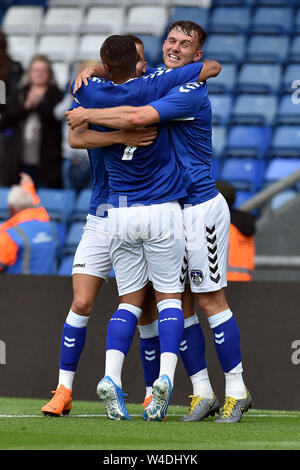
[216,181,256,281]
[0,172,58,274]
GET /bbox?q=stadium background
[0,0,299,411]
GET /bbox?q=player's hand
[64,107,86,129]
[73,66,98,93]
[19,172,33,186]
[119,127,158,147]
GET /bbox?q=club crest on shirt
[191,270,204,286]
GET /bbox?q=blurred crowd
[0,29,92,192]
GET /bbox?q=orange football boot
[142,394,166,420]
[41,384,72,417]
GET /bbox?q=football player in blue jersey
[66,22,252,424]
[66,34,220,422]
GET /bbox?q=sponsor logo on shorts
[73,263,86,268]
[191,270,204,286]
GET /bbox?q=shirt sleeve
[144,61,203,99]
[148,82,207,122]
[0,231,18,270]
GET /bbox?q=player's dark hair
[100,35,138,78]
[125,34,143,47]
[167,21,207,48]
[215,181,236,209]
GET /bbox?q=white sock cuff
[184,313,199,329]
[225,362,243,376]
[157,298,182,313]
[138,320,159,339]
[118,303,142,320]
[208,309,233,329]
[66,309,89,328]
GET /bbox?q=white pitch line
[0,413,299,418]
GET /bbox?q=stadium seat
[122,6,169,36]
[77,34,109,61]
[137,34,163,67]
[204,34,246,63]
[37,189,76,223]
[0,187,10,221]
[275,95,300,125]
[212,125,227,158]
[80,6,125,35]
[236,63,281,94]
[71,189,91,221]
[41,7,83,34]
[13,0,47,5]
[250,6,293,34]
[1,6,44,34]
[294,9,300,33]
[48,0,85,6]
[269,126,300,158]
[209,6,251,33]
[225,125,271,159]
[288,35,300,62]
[246,35,289,64]
[234,189,256,209]
[220,157,265,191]
[207,63,237,93]
[62,221,84,255]
[38,35,78,63]
[230,94,278,126]
[210,94,233,125]
[6,34,36,68]
[281,64,300,93]
[169,0,212,6]
[264,158,300,184]
[52,62,70,91]
[57,255,74,276]
[271,189,298,211]
[169,6,209,29]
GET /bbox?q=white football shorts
[72,214,112,279]
[182,192,230,293]
[108,201,185,296]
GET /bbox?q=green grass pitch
[0,397,299,450]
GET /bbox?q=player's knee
[72,295,94,316]
[196,290,228,317]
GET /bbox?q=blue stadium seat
[271,189,298,211]
[137,34,163,66]
[210,94,233,125]
[225,125,271,159]
[13,0,48,6]
[264,158,300,183]
[234,189,256,208]
[294,8,300,33]
[62,221,84,255]
[212,125,227,158]
[250,7,293,34]
[207,63,237,93]
[209,6,251,33]
[237,63,281,94]
[246,35,289,64]
[281,64,300,93]
[0,187,10,221]
[57,255,73,276]
[204,34,246,63]
[71,189,91,222]
[220,157,265,191]
[288,35,300,62]
[275,95,300,125]
[269,126,300,158]
[230,94,278,126]
[169,6,209,29]
[108,267,115,278]
[37,189,76,223]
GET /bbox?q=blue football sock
[157,299,184,356]
[208,309,242,373]
[138,321,160,389]
[106,303,142,356]
[59,310,89,372]
[180,314,207,376]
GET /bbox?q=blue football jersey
[149,81,218,206]
[71,62,203,208]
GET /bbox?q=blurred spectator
[0,54,63,188]
[216,181,256,281]
[54,60,99,192]
[0,172,58,274]
[0,30,23,185]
